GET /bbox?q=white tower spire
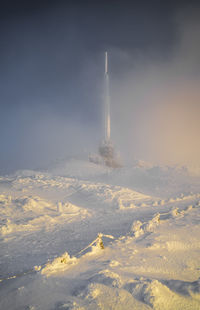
[105,51,108,74]
[96,51,121,167]
[105,51,110,141]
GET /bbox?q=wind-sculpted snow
[0,195,90,236]
[0,160,200,309]
[74,182,153,210]
[36,204,200,309]
[2,170,154,210]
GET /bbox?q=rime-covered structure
[104,51,110,142]
[98,52,121,168]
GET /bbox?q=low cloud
[111,8,200,174]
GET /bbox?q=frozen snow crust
[0,159,200,309]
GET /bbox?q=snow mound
[72,181,154,210]
[144,280,200,310]
[131,213,161,237]
[0,194,90,235]
[75,282,151,310]
[41,252,77,276]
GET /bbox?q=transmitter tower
[98,52,121,168]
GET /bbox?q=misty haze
[0,1,200,309]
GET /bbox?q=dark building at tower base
[98,140,121,168]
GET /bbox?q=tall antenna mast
[105,51,110,141]
[94,51,121,167]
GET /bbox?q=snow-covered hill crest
[0,159,200,309]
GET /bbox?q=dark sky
[0,0,199,173]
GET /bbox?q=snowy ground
[0,159,200,309]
